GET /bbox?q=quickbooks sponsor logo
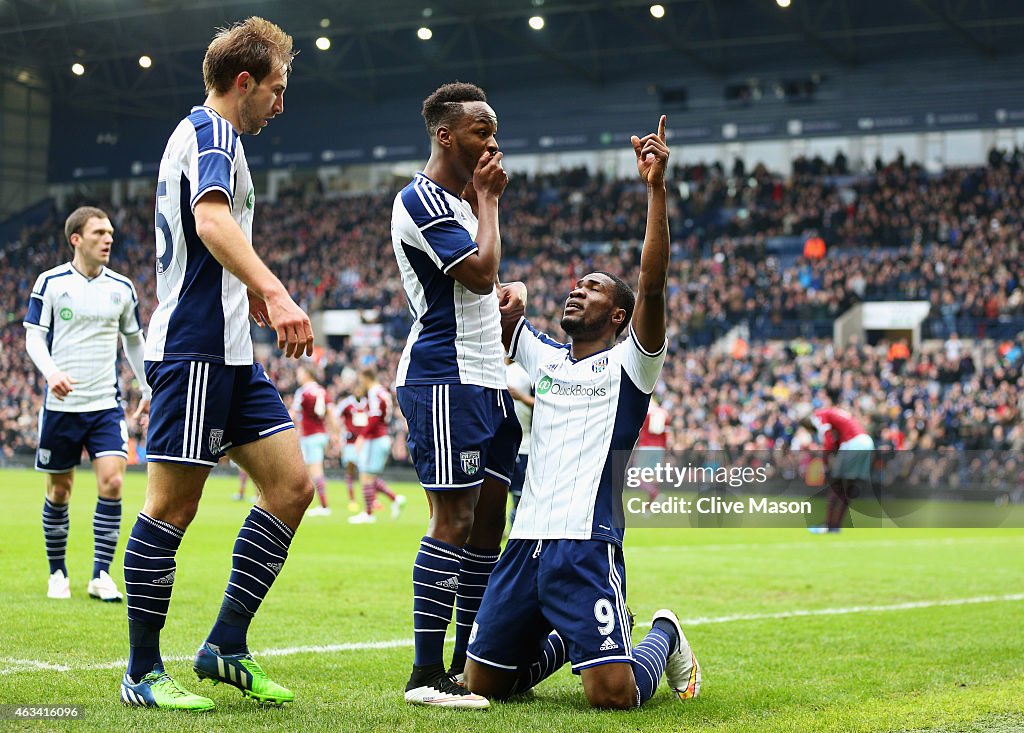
[59,307,73,321]
[536,375,607,398]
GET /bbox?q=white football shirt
[24,264,143,412]
[505,360,533,456]
[507,318,666,546]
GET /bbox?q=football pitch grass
[1,467,1022,733]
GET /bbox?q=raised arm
[447,152,508,294]
[630,115,670,354]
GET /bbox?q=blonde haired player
[120,17,313,711]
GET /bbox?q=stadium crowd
[2,151,1022,466]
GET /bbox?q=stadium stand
[3,151,1022,466]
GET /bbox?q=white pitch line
[0,658,70,673]
[636,592,1024,627]
[0,639,420,676]
[3,593,1022,677]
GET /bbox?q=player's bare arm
[507,386,535,408]
[499,281,527,352]
[193,195,313,358]
[630,115,670,354]
[449,150,509,294]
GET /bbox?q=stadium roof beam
[785,0,859,69]
[835,0,860,69]
[356,30,379,102]
[580,11,603,85]
[0,0,278,36]
[483,10,604,86]
[910,0,996,59]
[464,24,488,89]
[610,1,728,78]
[10,0,1024,118]
[701,0,727,74]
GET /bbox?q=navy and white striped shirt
[145,105,254,365]
[391,172,505,389]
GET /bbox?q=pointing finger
[658,114,667,142]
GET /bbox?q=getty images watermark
[610,449,1024,529]
[625,463,812,517]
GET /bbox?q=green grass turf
[0,467,1022,732]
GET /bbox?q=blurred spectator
[2,152,1022,464]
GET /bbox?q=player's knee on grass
[464,660,517,700]
[582,664,638,710]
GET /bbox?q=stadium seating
[2,152,1022,462]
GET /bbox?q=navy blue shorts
[467,538,633,672]
[145,360,293,467]
[36,406,128,473]
[397,385,521,490]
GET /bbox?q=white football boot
[47,570,71,599]
[652,609,702,702]
[88,570,124,602]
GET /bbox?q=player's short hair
[64,206,109,249]
[421,82,487,136]
[594,271,635,338]
[359,366,378,382]
[203,17,295,95]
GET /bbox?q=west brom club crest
[592,356,609,374]
[460,450,481,475]
[209,428,224,455]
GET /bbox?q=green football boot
[194,642,294,705]
[120,668,215,711]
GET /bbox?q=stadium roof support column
[0,71,50,219]
[910,0,996,58]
